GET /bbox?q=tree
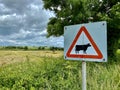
[42,0,120,58]
[24,46,28,50]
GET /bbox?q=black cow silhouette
[75,43,91,54]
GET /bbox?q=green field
[0,50,120,90]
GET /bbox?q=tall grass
[0,51,120,90]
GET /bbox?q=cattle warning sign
[64,21,107,62]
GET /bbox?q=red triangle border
[66,26,103,59]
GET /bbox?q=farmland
[0,50,63,66]
[0,50,120,90]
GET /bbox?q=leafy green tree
[42,0,120,58]
[24,46,28,50]
[38,46,42,50]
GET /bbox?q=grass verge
[0,51,120,90]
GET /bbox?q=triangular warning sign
[66,26,103,59]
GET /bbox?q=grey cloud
[0,0,49,34]
[0,0,63,47]
[24,36,64,47]
[0,3,12,15]
[0,0,31,14]
[0,27,18,35]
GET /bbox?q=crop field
[0,51,63,66]
[0,50,120,90]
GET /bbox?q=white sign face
[64,21,107,62]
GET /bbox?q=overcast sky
[0,0,63,47]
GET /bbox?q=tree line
[0,46,64,51]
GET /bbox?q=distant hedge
[0,46,64,51]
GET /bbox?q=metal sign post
[82,61,86,90]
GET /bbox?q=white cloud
[0,0,63,47]
[39,29,47,36]
[0,3,11,13]
[9,29,32,39]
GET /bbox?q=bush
[24,46,28,50]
